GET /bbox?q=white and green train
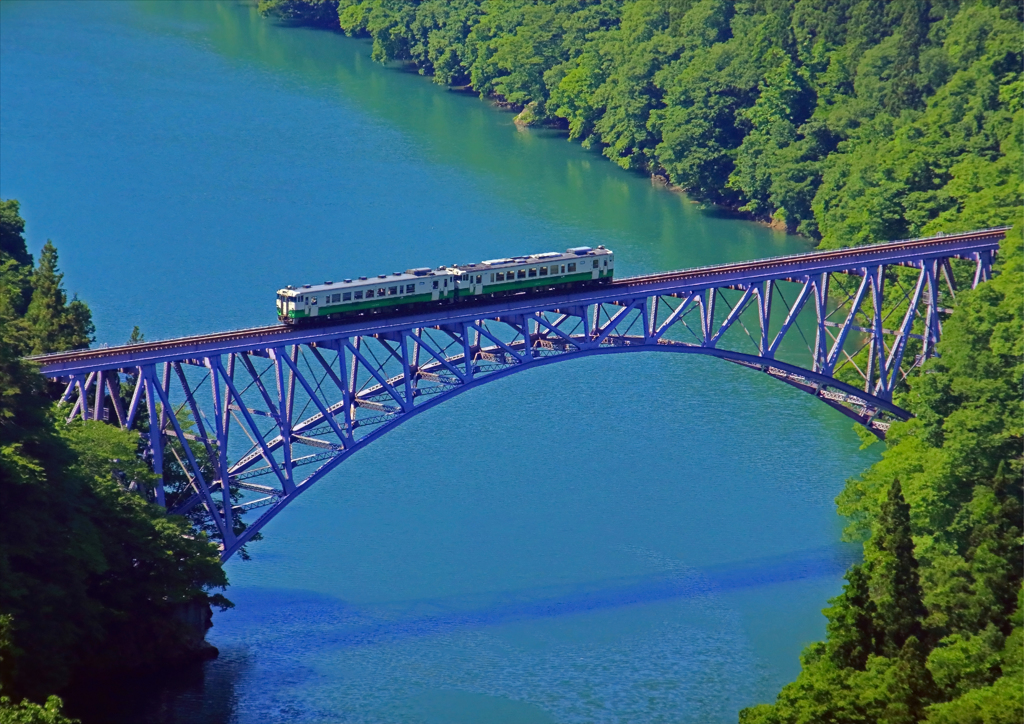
[276,245,614,324]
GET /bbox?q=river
[0,2,877,722]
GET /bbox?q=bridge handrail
[612,226,1008,286]
[26,227,1006,367]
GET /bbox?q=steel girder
[48,234,1002,560]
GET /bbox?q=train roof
[470,246,612,269]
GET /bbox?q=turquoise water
[1,2,876,722]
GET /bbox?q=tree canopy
[260,0,1022,242]
[0,201,230,720]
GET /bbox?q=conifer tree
[825,563,878,670]
[872,479,927,657]
[0,199,31,266]
[878,636,936,724]
[0,200,33,318]
[23,241,94,355]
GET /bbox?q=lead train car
[277,246,614,324]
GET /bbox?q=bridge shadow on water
[230,543,860,650]
[71,543,858,723]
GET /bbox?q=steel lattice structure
[34,228,1005,560]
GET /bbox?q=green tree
[825,563,879,670]
[0,201,33,323]
[872,479,927,656]
[22,242,93,355]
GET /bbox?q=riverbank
[259,0,1022,248]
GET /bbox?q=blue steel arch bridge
[32,228,1005,560]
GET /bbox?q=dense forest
[0,201,232,723]
[741,229,1022,722]
[260,0,1021,246]
[251,1,1024,722]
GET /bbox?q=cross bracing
[34,228,1006,560]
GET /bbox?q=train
[276,245,615,325]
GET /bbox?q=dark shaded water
[0,2,876,721]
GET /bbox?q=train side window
[593,260,599,268]
[490,273,495,282]
[528,268,537,277]
[354,291,363,299]
[560,265,565,273]
[334,294,341,303]
[378,288,387,296]
[550,265,558,274]
[365,289,374,298]
[406,284,415,293]
[539,267,548,276]
[604,260,608,267]
[496,272,504,281]
[388,286,398,295]
[343,292,352,301]
[476,275,482,283]
[311,297,318,305]
[568,262,576,272]
[517,269,526,279]
[432,280,438,289]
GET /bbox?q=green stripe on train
[464,271,604,295]
[286,291,441,318]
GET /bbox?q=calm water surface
[1,2,876,722]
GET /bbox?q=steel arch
[36,228,1006,559]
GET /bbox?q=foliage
[0,617,76,724]
[261,0,1022,240]
[0,202,230,709]
[0,697,77,724]
[739,227,1023,722]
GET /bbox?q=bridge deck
[30,228,1005,376]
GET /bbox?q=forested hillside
[740,228,1022,722]
[0,201,231,721]
[258,0,1022,246]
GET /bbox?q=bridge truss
[37,229,1005,559]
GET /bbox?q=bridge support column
[141,366,165,506]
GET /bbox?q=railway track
[27,227,1007,369]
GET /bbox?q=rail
[27,227,1006,369]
